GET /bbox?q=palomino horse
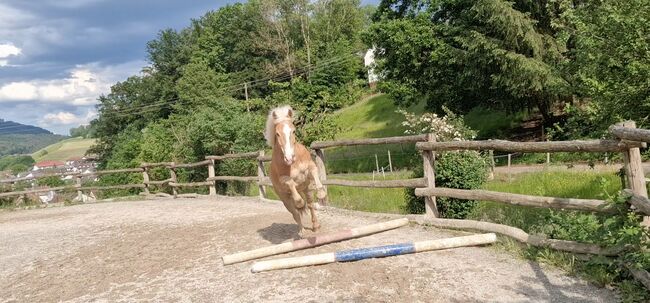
[265,105,327,237]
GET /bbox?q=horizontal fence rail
[416,139,645,153]
[610,125,650,143]
[415,187,614,213]
[323,178,426,188]
[310,134,428,149]
[206,152,259,160]
[421,218,627,256]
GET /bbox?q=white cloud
[40,110,97,126]
[0,43,21,58]
[0,82,38,100]
[0,43,22,67]
[0,60,144,105]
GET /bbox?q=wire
[106,51,359,116]
[99,51,362,119]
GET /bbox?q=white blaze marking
[283,124,294,161]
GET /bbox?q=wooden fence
[1,122,650,267]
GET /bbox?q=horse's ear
[287,108,293,118]
[272,110,277,119]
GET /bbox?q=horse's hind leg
[306,189,320,232]
[289,208,306,238]
[309,166,327,201]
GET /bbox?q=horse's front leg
[280,176,305,208]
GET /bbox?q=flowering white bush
[397,108,476,141]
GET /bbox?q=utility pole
[244,82,250,112]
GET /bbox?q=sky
[0,0,379,135]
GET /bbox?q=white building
[364,48,379,88]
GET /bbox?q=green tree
[91,0,371,169]
[0,155,35,172]
[367,0,570,122]
[561,0,649,130]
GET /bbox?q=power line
[100,51,362,119]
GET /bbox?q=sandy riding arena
[1,197,616,302]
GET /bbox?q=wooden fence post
[422,133,439,217]
[257,151,267,199]
[488,149,494,180]
[619,121,649,226]
[142,167,150,195]
[75,175,83,202]
[169,163,178,198]
[314,149,328,205]
[507,153,512,182]
[208,159,216,196]
[375,154,379,173]
[388,150,393,172]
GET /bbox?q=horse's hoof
[312,223,321,232]
[297,228,306,238]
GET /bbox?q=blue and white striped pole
[251,233,497,273]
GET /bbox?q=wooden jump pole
[251,233,497,273]
[222,218,409,265]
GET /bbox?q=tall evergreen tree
[367,0,570,122]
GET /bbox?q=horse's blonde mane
[265,105,294,147]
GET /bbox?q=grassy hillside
[326,94,528,173]
[326,94,424,173]
[333,94,425,139]
[32,137,96,162]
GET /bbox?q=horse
[265,105,327,237]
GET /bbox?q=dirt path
[0,197,617,302]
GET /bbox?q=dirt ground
[0,197,617,302]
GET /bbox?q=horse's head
[273,109,297,165]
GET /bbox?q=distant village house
[32,160,64,171]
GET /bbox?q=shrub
[400,107,488,218]
[404,151,488,218]
[37,176,65,187]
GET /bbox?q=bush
[0,155,35,172]
[37,176,65,187]
[404,151,488,218]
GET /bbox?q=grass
[325,96,531,173]
[471,171,622,233]
[333,94,425,139]
[31,137,95,162]
[326,94,424,173]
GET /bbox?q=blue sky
[0,0,378,135]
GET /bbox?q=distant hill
[0,119,66,157]
[0,119,52,135]
[0,134,67,157]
